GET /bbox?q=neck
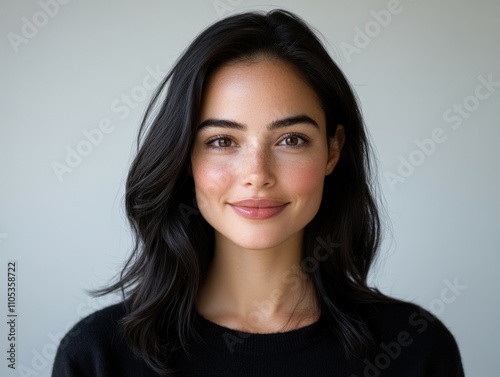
[196,230,319,333]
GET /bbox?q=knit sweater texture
[52,301,464,376]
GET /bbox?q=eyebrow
[196,115,319,132]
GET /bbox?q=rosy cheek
[282,159,325,196]
[193,158,233,210]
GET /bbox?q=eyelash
[205,132,311,151]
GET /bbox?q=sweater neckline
[192,311,327,355]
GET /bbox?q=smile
[228,198,289,219]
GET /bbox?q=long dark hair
[95,9,398,375]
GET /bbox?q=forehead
[199,58,325,127]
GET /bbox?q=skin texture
[191,58,345,333]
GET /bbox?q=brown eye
[206,135,235,151]
[218,138,232,147]
[279,133,310,148]
[285,136,299,146]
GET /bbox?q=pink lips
[229,198,288,220]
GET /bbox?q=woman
[52,9,464,377]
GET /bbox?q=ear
[325,124,345,176]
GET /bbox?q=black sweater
[52,301,464,376]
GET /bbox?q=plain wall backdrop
[1,0,499,376]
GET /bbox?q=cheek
[192,158,233,211]
[281,158,326,197]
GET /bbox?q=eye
[278,133,311,148]
[282,136,300,146]
[205,135,236,151]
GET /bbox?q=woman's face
[190,58,343,251]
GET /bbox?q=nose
[240,146,276,188]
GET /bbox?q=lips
[229,198,288,220]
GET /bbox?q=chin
[238,242,283,251]
[224,229,300,251]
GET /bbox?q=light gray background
[1,0,499,376]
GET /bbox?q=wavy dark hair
[95,8,398,376]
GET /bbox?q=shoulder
[57,302,127,354]
[358,300,464,376]
[362,300,456,344]
[52,302,155,376]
